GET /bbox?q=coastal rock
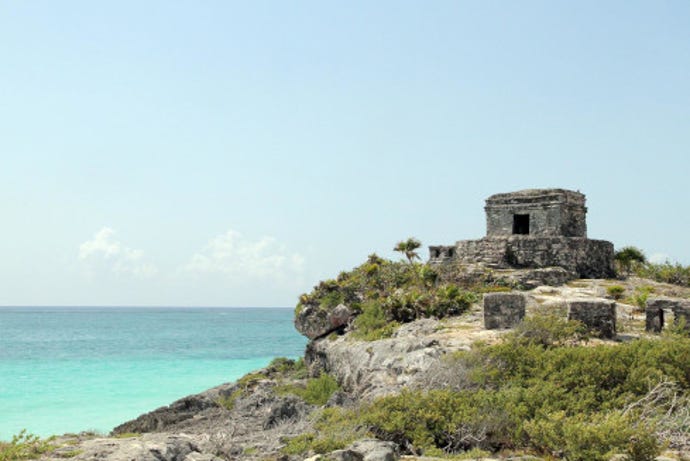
[43,433,222,461]
[306,318,445,400]
[112,394,218,435]
[295,303,353,340]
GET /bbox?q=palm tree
[394,238,422,264]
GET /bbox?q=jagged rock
[306,318,445,400]
[295,303,353,340]
[112,394,218,434]
[263,395,310,429]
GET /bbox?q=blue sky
[1,1,688,306]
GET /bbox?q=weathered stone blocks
[645,297,690,333]
[429,189,615,279]
[483,292,526,330]
[567,298,616,338]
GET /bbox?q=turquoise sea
[0,307,307,440]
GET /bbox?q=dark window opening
[447,248,454,258]
[433,249,440,258]
[659,308,665,330]
[513,214,530,235]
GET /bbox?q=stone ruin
[645,297,690,333]
[483,292,525,330]
[429,188,615,278]
[567,298,617,339]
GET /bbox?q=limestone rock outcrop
[294,303,353,340]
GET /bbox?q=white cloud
[79,227,157,278]
[183,229,305,281]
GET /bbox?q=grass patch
[113,432,139,439]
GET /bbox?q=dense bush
[615,246,647,276]
[296,253,478,339]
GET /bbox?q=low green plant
[277,373,340,406]
[635,261,690,287]
[280,407,365,455]
[0,431,54,461]
[615,246,647,276]
[606,285,625,300]
[352,301,400,341]
[627,286,654,311]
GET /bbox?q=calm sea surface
[0,307,306,440]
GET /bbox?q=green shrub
[635,261,690,287]
[615,246,647,276]
[606,285,625,300]
[507,313,586,347]
[524,411,658,461]
[296,251,478,334]
[280,407,365,455]
[277,373,340,406]
[302,374,340,405]
[0,431,53,461]
[352,301,400,341]
[267,357,307,378]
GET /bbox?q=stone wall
[646,297,690,333]
[567,298,617,338]
[485,189,587,238]
[483,292,526,329]
[437,236,614,279]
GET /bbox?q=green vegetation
[615,246,647,276]
[606,284,625,300]
[281,407,366,455]
[613,245,690,288]
[0,431,54,461]
[635,261,690,287]
[276,373,340,406]
[297,252,479,341]
[283,315,690,460]
[393,237,422,264]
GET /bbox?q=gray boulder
[295,303,353,340]
[348,439,398,461]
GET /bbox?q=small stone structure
[646,297,690,333]
[429,189,615,278]
[483,292,526,329]
[567,298,617,338]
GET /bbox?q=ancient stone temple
[429,189,615,278]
